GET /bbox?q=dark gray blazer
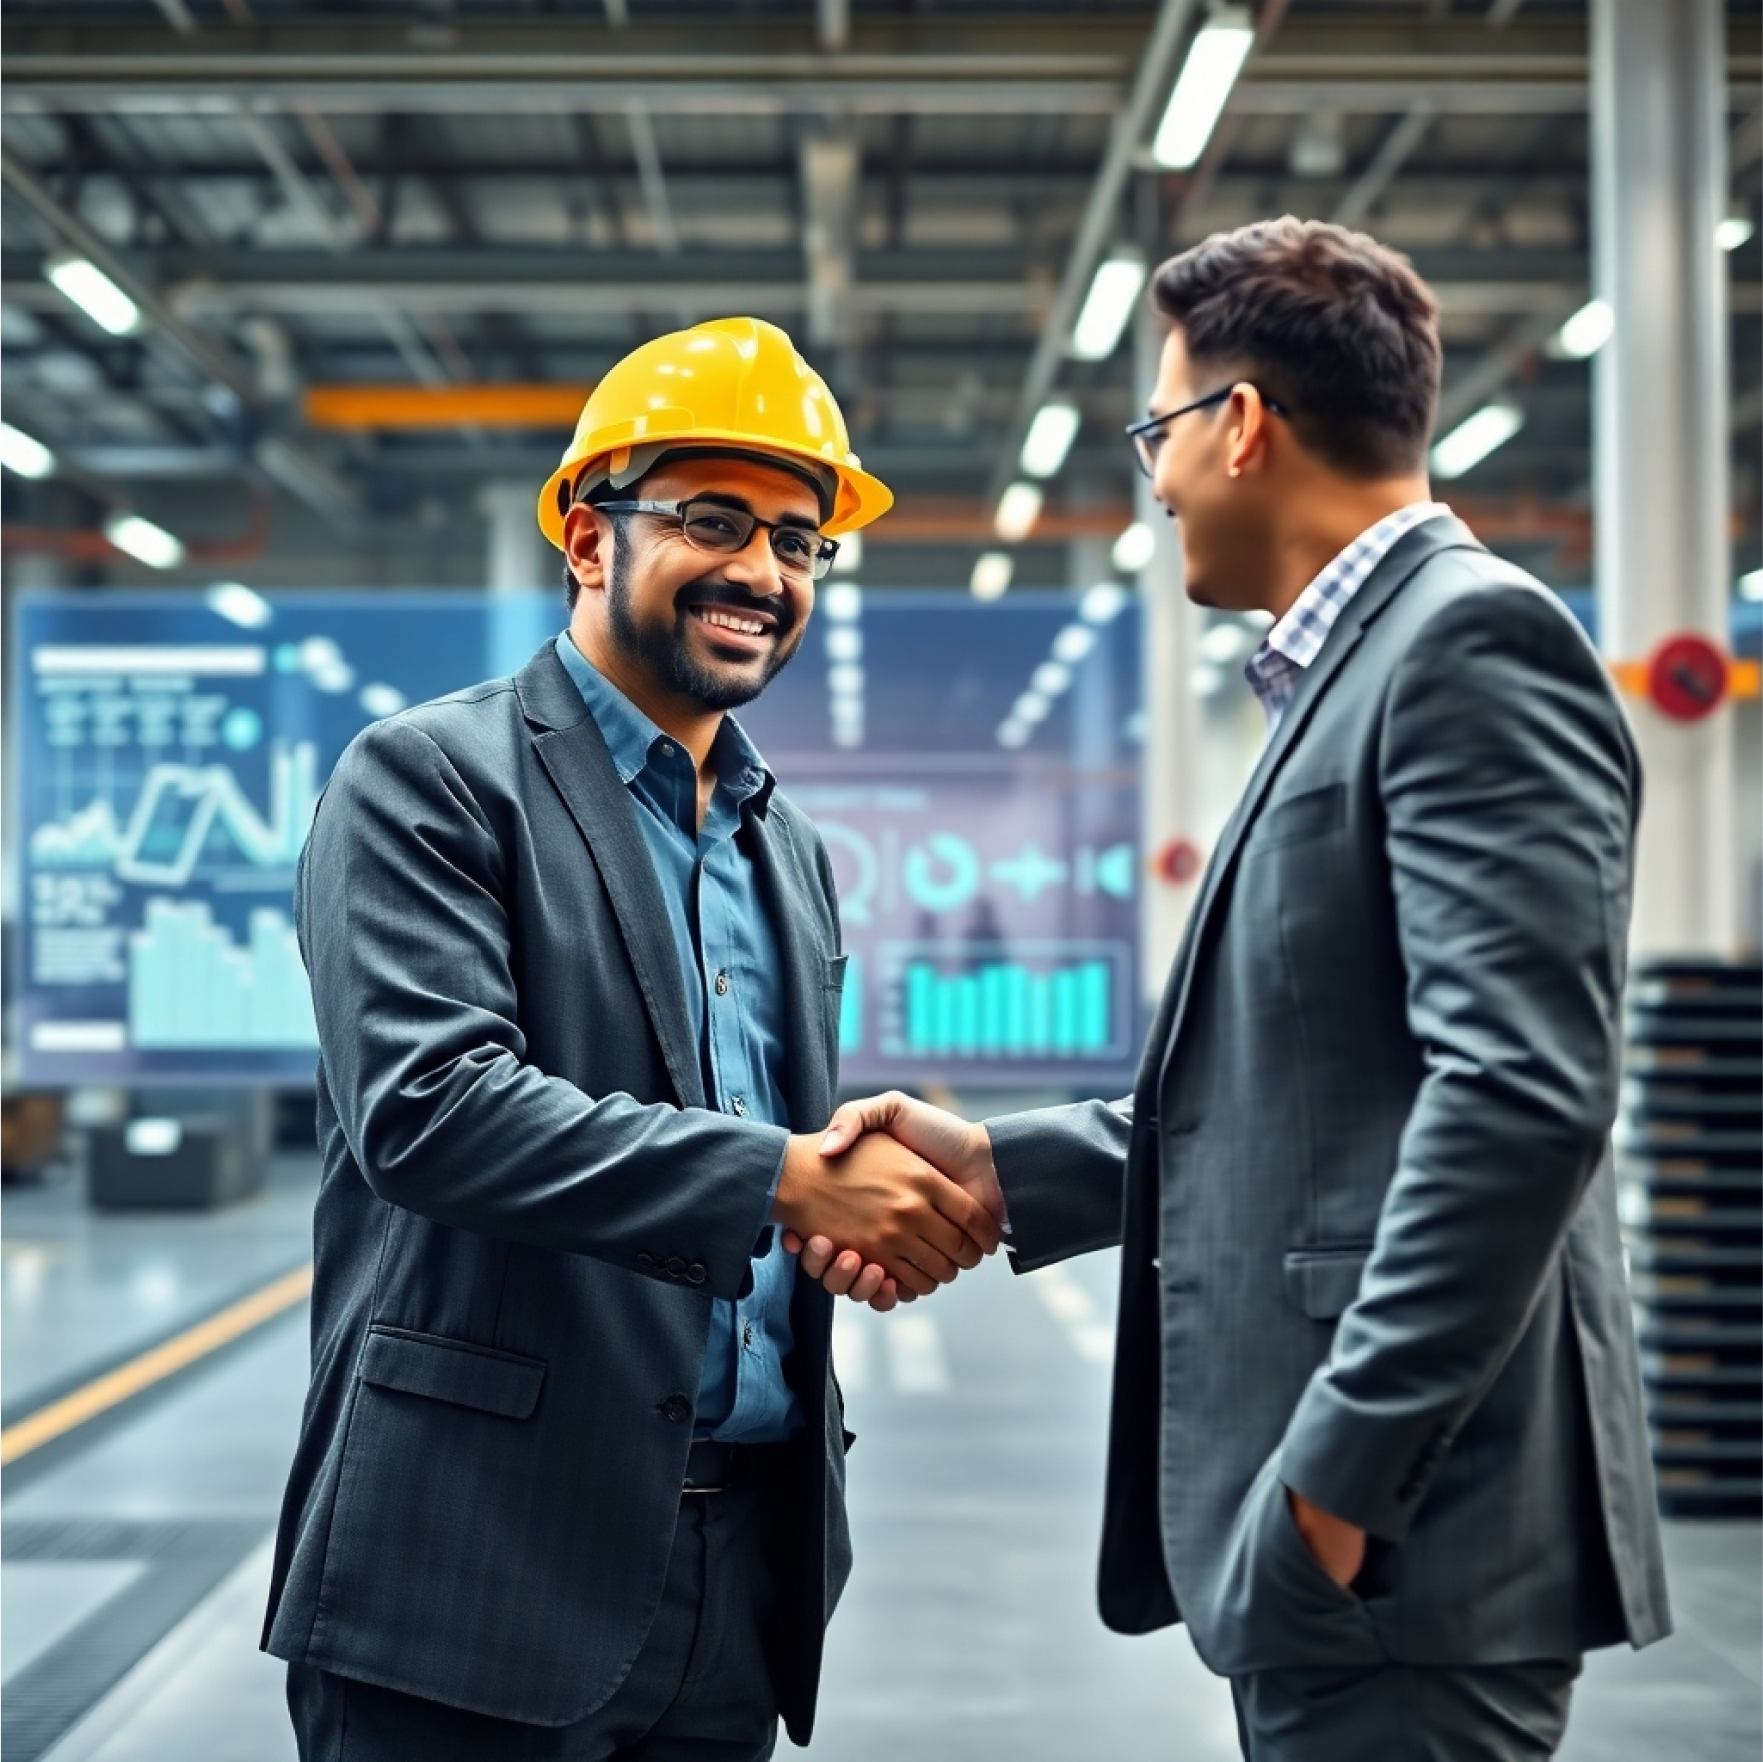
[261,644,852,1743]
[990,517,1671,1677]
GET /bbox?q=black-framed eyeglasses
[1123,385,1289,478]
[593,498,840,581]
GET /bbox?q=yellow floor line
[1,1263,314,1466]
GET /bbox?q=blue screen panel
[16,588,1140,1089]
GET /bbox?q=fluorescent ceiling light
[1070,254,1148,361]
[830,530,863,574]
[103,511,185,570]
[828,663,865,696]
[1020,402,1081,479]
[994,482,1043,542]
[46,254,142,336]
[1110,520,1155,574]
[1152,8,1256,171]
[970,551,1014,600]
[1051,623,1097,665]
[1031,661,1072,697]
[1430,401,1524,481]
[1552,298,1613,361]
[0,421,56,479]
[996,720,1031,750]
[821,582,862,622]
[204,581,273,628]
[1080,580,1129,625]
[1739,568,1763,603]
[1190,662,1225,697]
[825,625,863,662]
[1716,215,1755,253]
[1014,690,1051,724]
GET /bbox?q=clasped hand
[772,1092,1004,1312]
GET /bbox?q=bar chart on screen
[878,941,1129,1061]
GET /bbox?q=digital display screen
[15,588,1140,1090]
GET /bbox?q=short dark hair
[1150,216,1441,479]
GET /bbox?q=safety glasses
[1124,386,1289,478]
[593,498,840,581]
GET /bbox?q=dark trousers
[288,1479,780,1762]
[1231,1657,1582,1761]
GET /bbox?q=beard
[604,527,804,711]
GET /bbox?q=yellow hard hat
[537,316,893,548]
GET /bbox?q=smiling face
[1147,325,1278,614]
[563,453,821,714]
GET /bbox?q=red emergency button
[1647,634,1729,722]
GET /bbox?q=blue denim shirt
[555,634,802,1443]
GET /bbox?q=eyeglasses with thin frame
[591,498,840,581]
[1123,385,1289,478]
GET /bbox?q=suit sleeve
[298,715,786,1303]
[987,1097,1135,1272]
[1278,586,1639,1540]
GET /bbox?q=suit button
[637,1251,655,1270]
[666,1255,686,1277]
[687,1263,707,1285]
[662,1395,691,1424]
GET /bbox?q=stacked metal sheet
[1617,960,1763,1518]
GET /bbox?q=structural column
[481,482,552,595]
[1135,302,1207,1001]
[1591,0,1735,955]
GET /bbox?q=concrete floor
[3,1154,1758,1761]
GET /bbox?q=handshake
[770,1092,1004,1312]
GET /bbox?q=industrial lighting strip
[996,580,1131,749]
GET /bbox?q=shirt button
[715,971,730,996]
[730,1096,747,1117]
[659,741,675,758]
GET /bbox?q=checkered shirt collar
[1244,501,1451,726]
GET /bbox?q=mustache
[674,579,798,636]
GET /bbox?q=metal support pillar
[1135,301,1206,1003]
[1591,0,1735,955]
[481,483,551,596]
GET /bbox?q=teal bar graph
[128,896,319,1050]
[893,954,1113,1058]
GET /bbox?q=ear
[1222,383,1277,480]
[562,503,613,596]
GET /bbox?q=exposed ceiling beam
[0,144,255,399]
[799,129,859,348]
[623,103,678,254]
[1432,306,1575,435]
[986,0,1205,505]
[147,278,1057,320]
[2,274,1648,323]
[1330,101,1432,231]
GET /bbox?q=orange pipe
[303,384,594,430]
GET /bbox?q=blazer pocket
[1282,1245,1372,1321]
[359,1325,546,1419]
[1253,783,1347,851]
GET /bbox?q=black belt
[681,1439,790,1494]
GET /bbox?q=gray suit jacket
[262,644,852,1743]
[989,518,1671,1677]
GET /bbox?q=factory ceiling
[2,0,1759,591]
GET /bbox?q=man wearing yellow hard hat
[268,317,1000,1759]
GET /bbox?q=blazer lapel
[745,808,833,1132]
[517,646,706,1111]
[1154,518,1482,1087]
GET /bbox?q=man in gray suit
[795,220,1670,1757]
[264,318,998,1759]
